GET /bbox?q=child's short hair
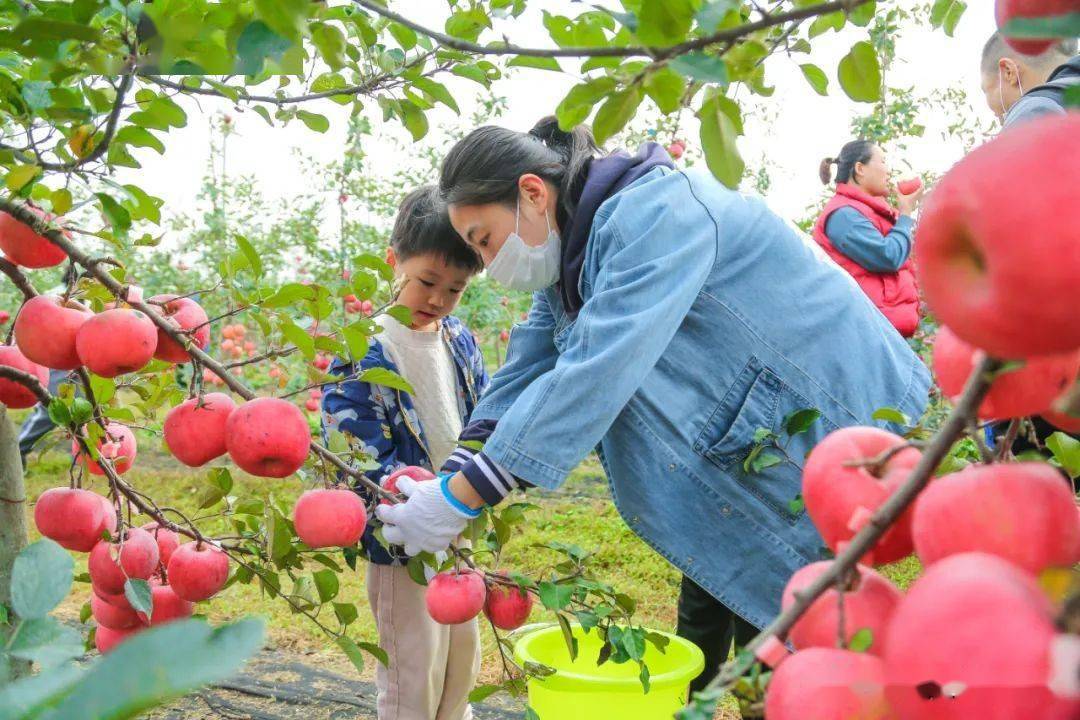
[391,186,483,274]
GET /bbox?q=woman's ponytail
[821,140,875,186]
[440,116,600,221]
[819,157,837,185]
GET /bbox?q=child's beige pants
[366,562,481,720]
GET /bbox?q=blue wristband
[440,473,482,518]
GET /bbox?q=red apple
[313,354,331,371]
[141,522,181,567]
[667,141,686,160]
[1043,408,1080,433]
[781,562,902,656]
[268,366,282,379]
[884,552,1078,720]
[75,308,158,377]
[0,205,69,268]
[914,114,1080,358]
[243,341,255,353]
[912,462,1080,574]
[499,330,510,342]
[222,325,235,340]
[149,294,210,363]
[91,592,141,630]
[382,465,436,505]
[483,575,534,631]
[292,488,368,548]
[232,325,246,339]
[0,311,9,325]
[88,527,160,595]
[896,177,922,195]
[0,344,48,409]
[802,427,922,564]
[93,584,132,609]
[14,294,93,370]
[167,542,230,602]
[163,392,236,467]
[202,367,224,386]
[225,397,310,477]
[139,583,194,625]
[995,0,1075,55]
[73,422,136,475]
[94,624,139,654]
[304,398,319,412]
[34,487,116,552]
[933,326,1079,420]
[426,570,486,625]
[343,294,357,303]
[765,647,893,720]
[361,300,373,316]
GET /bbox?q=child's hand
[375,474,479,556]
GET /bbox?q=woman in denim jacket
[376,117,931,691]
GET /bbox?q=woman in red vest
[813,140,925,337]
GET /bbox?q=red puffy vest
[813,183,920,337]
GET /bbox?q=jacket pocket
[693,357,836,524]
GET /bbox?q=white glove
[375,474,479,557]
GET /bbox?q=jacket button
[721,505,732,516]
[668,463,676,471]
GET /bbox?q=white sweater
[376,315,462,469]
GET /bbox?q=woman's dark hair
[391,185,483,274]
[439,116,600,223]
[819,140,875,185]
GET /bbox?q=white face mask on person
[486,195,560,292]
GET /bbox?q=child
[321,185,487,720]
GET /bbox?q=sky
[123,1,1001,234]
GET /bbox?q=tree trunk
[0,406,31,679]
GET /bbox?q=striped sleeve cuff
[441,445,478,474]
[461,451,520,505]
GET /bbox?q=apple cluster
[762,110,1080,719]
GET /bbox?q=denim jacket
[465,167,931,628]
[320,315,488,564]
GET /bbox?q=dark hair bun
[818,157,837,185]
[528,116,574,152]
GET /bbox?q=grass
[19,424,924,720]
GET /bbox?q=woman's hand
[897,183,925,216]
[375,473,481,556]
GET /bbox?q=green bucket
[512,624,705,720]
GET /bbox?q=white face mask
[485,195,560,292]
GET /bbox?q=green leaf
[406,556,429,587]
[386,305,413,327]
[788,494,806,515]
[279,319,317,360]
[94,192,131,232]
[1047,432,1080,479]
[411,78,459,114]
[1065,86,1080,109]
[313,569,339,603]
[254,0,308,40]
[198,467,234,510]
[113,126,165,154]
[6,166,41,193]
[8,617,83,669]
[123,579,153,617]
[799,63,829,96]
[341,323,370,362]
[46,399,71,426]
[357,367,415,395]
[235,235,262,279]
[697,92,744,188]
[750,451,784,473]
[89,375,115,404]
[358,641,389,668]
[28,619,263,719]
[538,581,575,611]
[296,110,330,133]
[399,100,429,141]
[311,22,346,70]
[637,0,697,46]
[809,11,845,37]
[236,20,293,76]
[930,0,966,37]
[639,662,651,693]
[644,67,688,114]
[50,189,72,215]
[333,602,358,626]
[507,56,562,72]
[445,9,491,42]
[849,1,878,26]
[389,22,418,50]
[336,636,365,674]
[592,88,643,145]
[669,51,729,86]
[783,408,821,436]
[838,41,882,104]
[848,627,874,652]
[11,540,73,620]
[696,1,738,32]
[263,282,317,308]
[69,398,93,425]
[14,18,100,42]
[555,77,617,129]
[872,406,911,426]
[468,684,502,703]
[557,613,579,660]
